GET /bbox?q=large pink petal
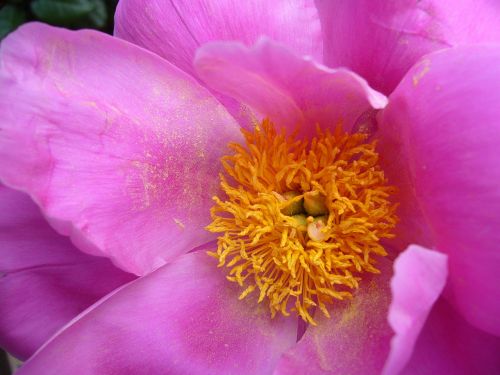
[376,131,434,254]
[0,185,135,360]
[316,0,500,94]
[274,259,393,375]
[378,45,500,336]
[383,245,447,375]
[114,0,322,79]
[195,39,387,138]
[401,298,500,375]
[0,23,242,275]
[18,252,296,375]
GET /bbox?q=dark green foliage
[31,0,107,28]
[0,4,27,39]
[0,0,119,40]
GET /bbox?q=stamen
[206,119,398,324]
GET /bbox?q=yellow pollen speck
[412,59,431,86]
[173,218,185,229]
[206,119,398,324]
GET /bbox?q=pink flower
[1,1,500,374]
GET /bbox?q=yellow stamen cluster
[206,119,398,324]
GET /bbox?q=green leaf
[0,5,27,40]
[31,0,107,29]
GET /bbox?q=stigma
[206,119,398,325]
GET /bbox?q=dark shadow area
[0,349,11,375]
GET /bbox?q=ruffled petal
[378,45,500,336]
[316,0,500,94]
[195,38,387,138]
[0,185,135,360]
[17,252,296,375]
[274,259,393,375]
[0,23,241,275]
[114,0,322,78]
[401,298,500,375]
[382,245,447,375]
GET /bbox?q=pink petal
[378,45,500,336]
[376,132,434,254]
[274,259,393,375]
[0,185,135,360]
[0,23,242,275]
[0,185,89,272]
[401,298,500,375]
[383,245,447,375]
[18,252,296,375]
[195,39,387,138]
[114,0,322,79]
[1,263,135,361]
[316,0,500,94]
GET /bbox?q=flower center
[206,119,398,325]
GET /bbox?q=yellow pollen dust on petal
[206,119,398,325]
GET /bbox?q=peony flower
[1,1,499,374]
